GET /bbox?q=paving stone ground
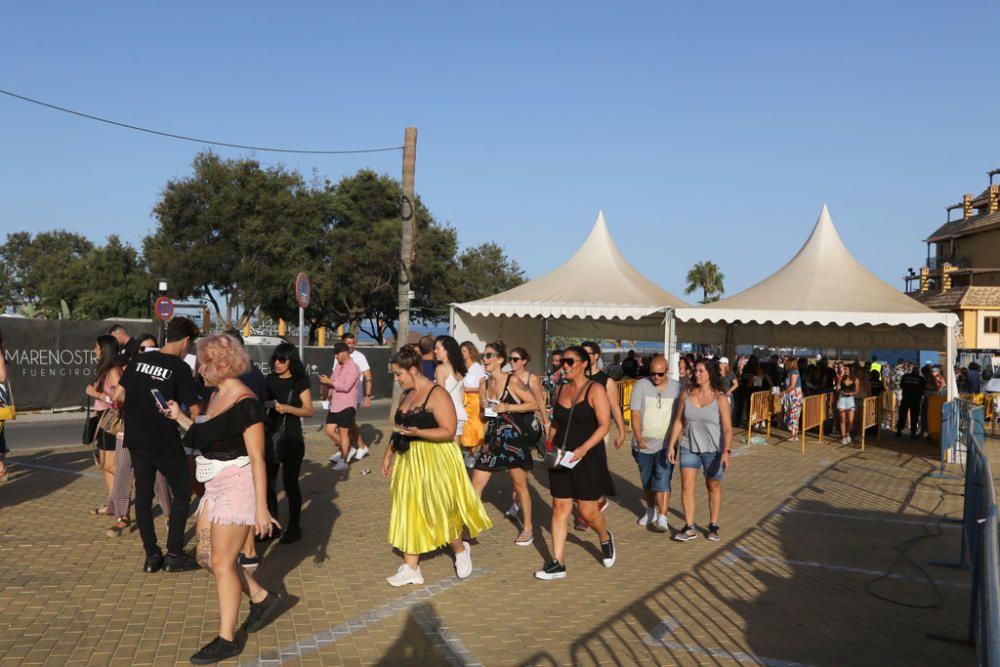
[0,410,985,666]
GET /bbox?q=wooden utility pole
[397,127,418,351]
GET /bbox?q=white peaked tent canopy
[675,207,958,390]
[451,211,688,361]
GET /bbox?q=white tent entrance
[674,206,959,397]
[451,211,688,364]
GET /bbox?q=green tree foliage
[0,230,93,317]
[684,260,725,304]
[74,236,151,319]
[452,242,526,303]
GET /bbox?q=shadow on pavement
[0,448,98,509]
[518,450,975,667]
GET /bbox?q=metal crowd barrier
[619,378,635,426]
[935,399,996,664]
[745,390,773,445]
[799,394,824,453]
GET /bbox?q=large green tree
[75,236,151,319]
[0,230,94,317]
[685,260,725,304]
[451,242,525,303]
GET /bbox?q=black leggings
[266,436,305,529]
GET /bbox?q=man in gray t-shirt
[629,355,681,533]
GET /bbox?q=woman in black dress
[535,345,616,580]
[264,343,314,545]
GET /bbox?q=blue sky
[2,3,998,301]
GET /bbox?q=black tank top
[395,386,441,430]
[551,383,597,451]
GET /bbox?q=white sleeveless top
[444,374,468,422]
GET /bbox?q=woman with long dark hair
[667,359,733,543]
[459,342,487,466]
[535,345,616,580]
[0,328,8,481]
[434,335,468,440]
[85,335,124,517]
[472,341,538,546]
[381,346,491,586]
[264,343,314,545]
[164,334,283,664]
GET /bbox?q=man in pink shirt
[319,343,360,471]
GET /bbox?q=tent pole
[665,308,678,380]
[449,306,455,336]
[946,322,957,400]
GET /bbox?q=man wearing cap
[327,333,373,464]
[717,357,739,408]
[320,343,360,471]
[629,355,680,533]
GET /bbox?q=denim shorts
[633,449,673,492]
[679,447,724,481]
[836,396,855,412]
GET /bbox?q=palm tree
[685,261,725,304]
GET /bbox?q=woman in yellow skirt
[381,346,492,587]
[459,342,487,463]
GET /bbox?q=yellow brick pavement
[0,417,981,666]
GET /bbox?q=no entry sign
[154,296,174,321]
[295,272,310,309]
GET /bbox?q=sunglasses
[561,358,579,367]
[510,356,523,362]
[139,346,152,352]
[483,352,496,359]
[650,372,666,377]
[273,355,290,363]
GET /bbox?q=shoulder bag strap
[558,381,592,451]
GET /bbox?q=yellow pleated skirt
[388,439,492,555]
[460,392,485,447]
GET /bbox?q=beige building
[908,169,1000,349]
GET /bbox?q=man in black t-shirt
[115,317,201,573]
[109,324,141,368]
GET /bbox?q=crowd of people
[48,320,995,664]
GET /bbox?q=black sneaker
[237,554,260,569]
[279,525,301,545]
[164,552,200,573]
[143,552,164,573]
[534,559,567,580]
[190,634,244,665]
[674,524,698,542]
[600,530,616,568]
[707,523,721,542]
[241,591,283,633]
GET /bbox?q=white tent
[674,206,959,394]
[451,211,688,364]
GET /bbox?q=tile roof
[910,286,1000,311]
[928,209,1000,242]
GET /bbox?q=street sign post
[153,296,174,347]
[295,273,310,358]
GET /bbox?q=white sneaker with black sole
[534,560,567,580]
[601,530,616,568]
[353,446,369,461]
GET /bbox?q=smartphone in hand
[150,388,169,412]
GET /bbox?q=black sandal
[106,517,130,537]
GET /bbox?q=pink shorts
[199,464,256,526]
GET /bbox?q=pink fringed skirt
[200,464,256,526]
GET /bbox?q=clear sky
[2,3,998,301]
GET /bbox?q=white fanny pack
[195,455,250,483]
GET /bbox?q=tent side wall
[451,309,547,371]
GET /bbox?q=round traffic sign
[295,272,310,309]
[154,296,175,321]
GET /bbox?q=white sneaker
[345,447,358,463]
[653,514,670,533]
[505,501,521,519]
[353,447,369,461]
[331,460,349,471]
[329,451,342,462]
[637,508,655,526]
[455,541,473,579]
[387,564,424,587]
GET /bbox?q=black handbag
[544,381,591,469]
[390,430,411,453]
[82,399,100,445]
[269,389,295,461]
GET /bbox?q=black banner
[0,317,394,410]
[0,318,159,410]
